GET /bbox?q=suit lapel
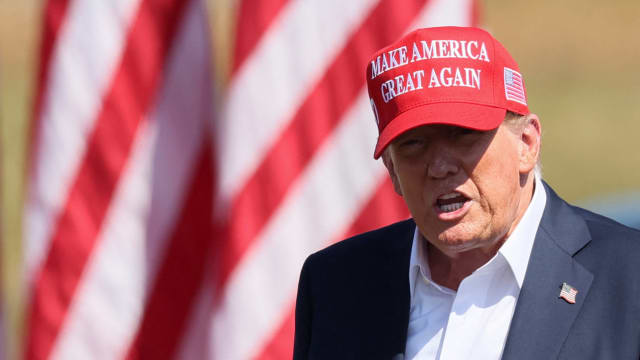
[502,183,594,359]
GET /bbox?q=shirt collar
[408,176,547,298]
[498,175,547,288]
[408,226,427,299]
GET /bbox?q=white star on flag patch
[559,282,578,304]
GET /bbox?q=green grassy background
[1,1,639,358]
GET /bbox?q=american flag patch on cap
[559,282,578,304]
[504,67,527,106]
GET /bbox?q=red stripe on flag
[340,177,409,240]
[25,1,190,359]
[125,140,214,360]
[255,302,295,360]
[256,177,408,358]
[29,0,72,176]
[232,0,290,74]
[217,0,429,294]
[470,0,481,27]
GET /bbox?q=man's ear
[518,113,542,174]
[382,149,403,196]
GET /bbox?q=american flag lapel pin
[559,282,578,304]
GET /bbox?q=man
[293,27,640,359]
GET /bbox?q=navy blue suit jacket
[293,183,640,359]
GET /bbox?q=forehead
[392,123,495,140]
[387,122,515,161]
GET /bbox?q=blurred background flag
[210,0,477,359]
[22,0,477,359]
[24,0,215,359]
[0,1,636,359]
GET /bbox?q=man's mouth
[436,192,470,213]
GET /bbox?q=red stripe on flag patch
[504,67,526,105]
[217,0,429,296]
[25,1,190,358]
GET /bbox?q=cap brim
[373,102,507,159]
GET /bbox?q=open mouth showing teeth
[436,192,469,213]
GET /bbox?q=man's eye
[453,128,476,136]
[399,139,424,147]
[450,127,480,139]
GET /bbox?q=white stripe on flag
[217,0,378,208]
[211,91,387,360]
[24,0,141,284]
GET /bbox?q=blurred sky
[1,0,639,358]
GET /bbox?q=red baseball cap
[367,26,529,159]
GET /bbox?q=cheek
[395,162,424,193]
[485,139,521,183]
[400,180,428,215]
[473,153,521,213]
[394,166,430,217]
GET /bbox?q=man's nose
[427,149,459,179]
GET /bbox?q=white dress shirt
[404,177,547,359]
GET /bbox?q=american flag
[504,67,527,106]
[559,282,578,304]
[24,0,477,358]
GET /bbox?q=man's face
[384,122,529,255]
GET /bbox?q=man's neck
[427,239,505,291]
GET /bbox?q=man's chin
[435,237,478,253]
[420,219,487,248]
[432,221,473,240]
[430,226,491,252]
